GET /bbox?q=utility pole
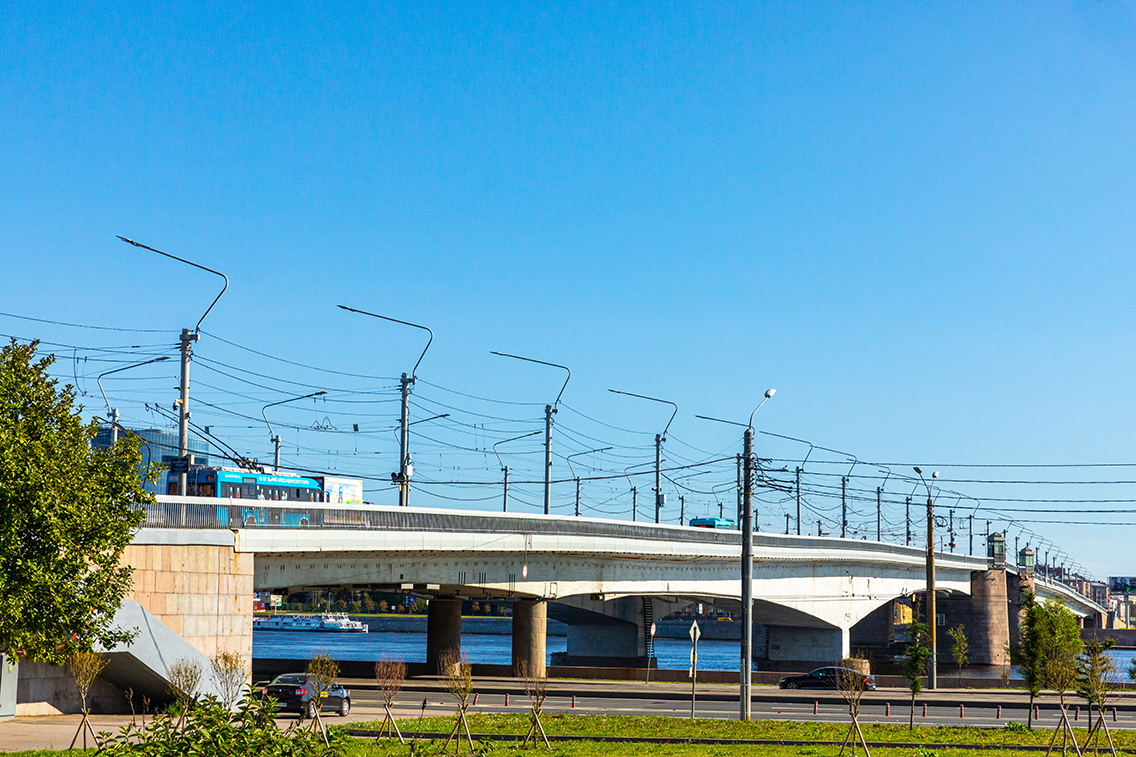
[679,495,685,525]
[118,236,227,497]
[905,497,911,545]
[876,487,882,542]
[785,514,790,534]
[609,390,677,525]
[543,403,555,515]
[818,520,822,536]
[575,477,581,517]
[741,429,754,721]
[969,515,974,556]
[841,477,847,538]
[949,510,956,553]
[503,466,510,513]
[98,355,171,449]
[915,467,939,690]
[263,390,326,473]
[495,430,543,515]
[795,467,802,536]
[632,486,638,521]
[341,306,433,507]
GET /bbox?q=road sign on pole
[689,620,700,718]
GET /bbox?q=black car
[778,666,876,690]
[260,673,352,717]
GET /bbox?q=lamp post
[262,391,327,471]
[490,352,570,515]
[914,466,940,690]
[493,430,543,512]
[696,388,776,722]
[98,355,172,444]
[608,389,677,523]
[566,447,613,517]
[339,306,433,506]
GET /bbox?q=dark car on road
[260,673,351,718]
[778,667,876,690]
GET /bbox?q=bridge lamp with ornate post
[262,391,327,471]
[338,306,433,507]
[491,352,570,515]
[493,430,543,513]
[609,389,678,523]
[118,236,228,496]
[98,355,171,444]
[914,466,939,690]
[696,388,776,722]
[566,447,613,517]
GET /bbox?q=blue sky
[3,2,1136,578]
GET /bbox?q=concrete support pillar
[1008,572,1035,646]
[426,598,462,675]
[511,599,547,677]
[761,625,849,668]
[969,570,1009,666]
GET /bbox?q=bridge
[141,495,1103,675]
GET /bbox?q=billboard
[1108,577,1136,593]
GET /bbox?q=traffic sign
[689,620,701,642]
[169,456,190,474]
[650,622,657,637]
[522,564,528,579]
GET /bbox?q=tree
[1012,588,1044,729]
[1036,600,1084,756]
[362,594,376,613]
[68,651,108,748]
[373,657,407,743]
[903,617,930,730]
[836,655,872,757]
[378,600,389,614]
[209,651,247,711]
[948,624,969,687]
[0,339,151,665]
[1077,638,1120,755]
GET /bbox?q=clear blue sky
[3,2,1136,578]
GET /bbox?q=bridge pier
[757,624,849,670]
[511,599,547,677]
[426,598,462,675]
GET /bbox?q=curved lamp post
[262,391,326,471]
[914,466,940,690]
[97,355,171,444]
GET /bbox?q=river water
[254,630,1136,677]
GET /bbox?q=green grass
[346,712,1136,749]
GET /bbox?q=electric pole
[906,496,911,545]
[495,430,543,514]
[795,466,802,536]
[915,467,939,690]
[841,477,847,538]
[679,494,685,525]
[741,428,754,721]
[118,236,227,498]
[969,515,974,556]
[949,509,956,553]
[632,486,637,521]
[736,454,743,527]
[503,466,510,513]
[492,352,570,516]
[575,476,581,517]
[876,487,882,542]
[608,390,677,525]
[263,390,326,472]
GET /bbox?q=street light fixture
[609,389,678,524]
[696,387,776,722]
[914,466,940,690]
[262,391,327,471]
[97,355,171,445]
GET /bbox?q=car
[259,673,352,717]
[778,666,876,690]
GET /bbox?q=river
[254,629,1136,677]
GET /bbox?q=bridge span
[136,495,1103,676]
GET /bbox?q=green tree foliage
[0,339,151,664]
[948,624,969,687]
[1011,588,1043,728]
[903,616,930,729]
[1037,599,1083,705]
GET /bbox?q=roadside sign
[522,564,528,579]
[689,621,700,717]
[689,620,701,642]
[270,594,282,607]
[169,456,190,474]
[650,622,657,637]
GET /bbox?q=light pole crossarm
[608,389,678,438]
[117,236,229,333]
[97,355,172,415]
[491,351,571,407]
[261,391,327,439]
[338,305,434,379]
[565,446,613,479]
[492,429,543,468]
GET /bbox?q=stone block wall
[120,541,254,660]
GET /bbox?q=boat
[253,612,368,633]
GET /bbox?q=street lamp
[566,447,613,517]
[493,430,543,513]
[609,389,678,523]
[914,466,940,690]
[696,387,776,722]
[97,355,172,444]
[262,391,327,471]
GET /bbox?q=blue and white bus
[168,467,324,501]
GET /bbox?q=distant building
[92,427,211,494]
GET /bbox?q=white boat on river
[253,613,368,633]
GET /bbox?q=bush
[99,694,346,756]
[1005,720,1028,733]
